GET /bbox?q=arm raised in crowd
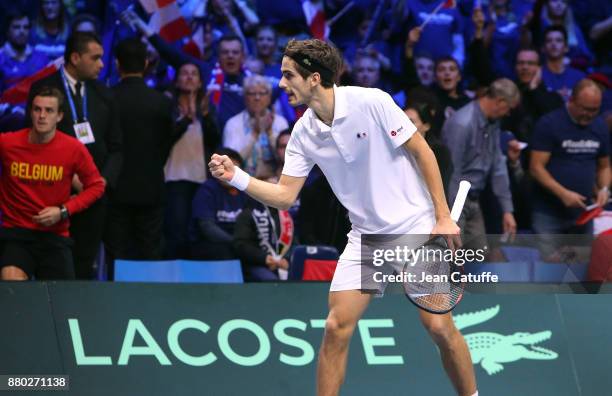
[122,9,209,72]
[402,27,423,90]
[220,1,250,54]
[468,6,495,87]
[590,15,612,41]
[233,0,260,27]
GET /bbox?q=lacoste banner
[1,282,611,395]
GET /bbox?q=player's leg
[1,266,29,280]
[418,310,477,396]
[0,241,35,281]
[317,290,372,396]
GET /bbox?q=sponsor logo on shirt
[216,209,242,223]
[10,162,63,182]
[390,126,404,138]
[418,11,454,25]
[561,139,600,153]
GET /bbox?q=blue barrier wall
[1,282,611,395]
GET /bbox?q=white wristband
[228,166,250,191]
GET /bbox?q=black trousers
[70,196,107,280]
[163,181,200,259]
[105,203,164,263]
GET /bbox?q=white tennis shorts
[330,217,435,296]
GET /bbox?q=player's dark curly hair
[283,39,343,88]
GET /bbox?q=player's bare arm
[209,153,306,210]
[403,132,460,237]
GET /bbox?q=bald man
[530,79,611,252]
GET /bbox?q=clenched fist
[209,154,236,182]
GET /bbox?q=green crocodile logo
[454,305,558,375]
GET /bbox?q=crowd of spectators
[1,0,611,281]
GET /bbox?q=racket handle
[450,180,471,222]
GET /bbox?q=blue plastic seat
[500,246,541,263]
[532,261,589,282]
[463,261,532,282]
[114,259,244,283]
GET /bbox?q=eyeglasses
[246,91,270,98]
[575,103,600,114]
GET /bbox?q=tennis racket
[402,180,471,314]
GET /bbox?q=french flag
[139,0,191,43]
[182,24,206,59]
[302,0,329,40]
[0,57,63,105]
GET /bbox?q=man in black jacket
[104,38,174,271]
[503,47,564,141]
[28,31,122,279]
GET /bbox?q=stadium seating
[289,245,339,281]
[532,261,590,283]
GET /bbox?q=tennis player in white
[209,39,477,396]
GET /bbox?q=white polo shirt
[282,85,435,235]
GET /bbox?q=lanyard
[60,66,87,123]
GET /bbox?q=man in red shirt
[0,87,105,280]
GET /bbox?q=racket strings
[402,242,465,314]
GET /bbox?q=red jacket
[0,129,105,237]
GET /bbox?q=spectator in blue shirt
[541,25,586,100]
[540,0,592,66]
[31,0,70,59]
[406,0,466,67]
[530,79,610,246]
[252,25,295,122]
[0,11,49,92]
[254,25,279,79]
[484,0,525,79]
[190,148,249,260]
